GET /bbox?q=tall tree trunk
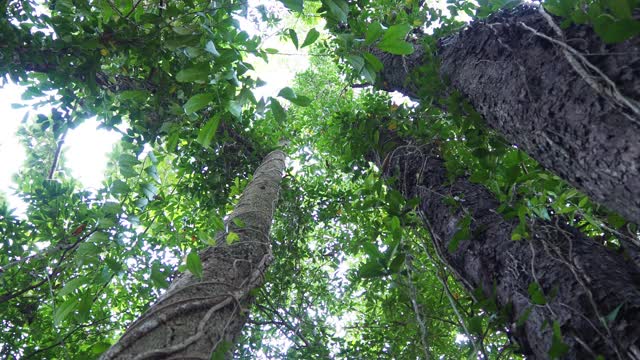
[377,5,640,224]
[379,142,640,359]
[100,150,286,360]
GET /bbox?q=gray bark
[379,141,640,359]
[100,150,286,360]
[376,5,640,224]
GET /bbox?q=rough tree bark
[99,150,285,360]
[378,141,640,359]
[376,5,640,224]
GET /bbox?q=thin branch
[48,128,68,180]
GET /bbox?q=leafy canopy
[0,0,637,358]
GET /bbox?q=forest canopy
[1,0,639,359]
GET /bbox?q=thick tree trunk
[377,5,640,224]
[100,150,285,360]
[379,142,640,359]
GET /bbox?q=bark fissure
[100,150,285,360]
[381,142,640,359]
[378,5,640,223]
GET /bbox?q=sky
[0,82,121,213]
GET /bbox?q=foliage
[0,0,637,358]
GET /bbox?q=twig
[48,129,67,180]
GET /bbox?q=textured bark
[377,5,640,224]
[100,150,285,360]
[380,143,640,359]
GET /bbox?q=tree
[2,0,640,359]
[374,5,640,224]
[99,150,285,359]
[376,136,640,359]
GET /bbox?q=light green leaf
[186,251,203,279]
[301,28,320,47]
[176,65,210,83]
[378,40,414,55]
[382,23,413,42]
[365,21,385,45]
[184,93,214,114]
[205,40,220,57]
[53,298,78,326]
[196,115,221,148]
[119,90,150,102]
[58,278,85,297]
[227,100,243,118]
[378,23,415,55]
[226,231,240,245]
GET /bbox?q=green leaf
[388,253,405,273]
[516,306,533,327]
[53,298,78,326]
[211,340,233,360]
[176,65,210,82]
[605,303,623,324]
[363,52,384,72]
[278,87,297,101]
[184,93,214,114]
[357,260,386,278]
[269,97,287,122]
[279,0,304,12]
[196,115,221,148]
[186,251,203,279]
[378,40,414,55]
[150,263,169,289]
[448,215,471,253]
[605,0,632,19]
[140,182,158,199]
[346,55,365,71]
[549,321,569,358]
[205,40,220,57]
[527,282,547,305]
[365,21,385,45]
[323,0,349,23]
[382,23,412,42]
[278,87,312,106]
[58,277,85,297]
[226,231,240,245]
[301,28,320,47]
[119,154,140,178]
[593,17,640,43]
[288,28,299,49]
[119,90,150,102]
[378,23,415,55]
[467,316,483,335]
[110,180,130,195]
[227,100,243,118]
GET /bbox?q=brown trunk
[379,142,640,359]
[100,150,285,360]
[376,5,640,224]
